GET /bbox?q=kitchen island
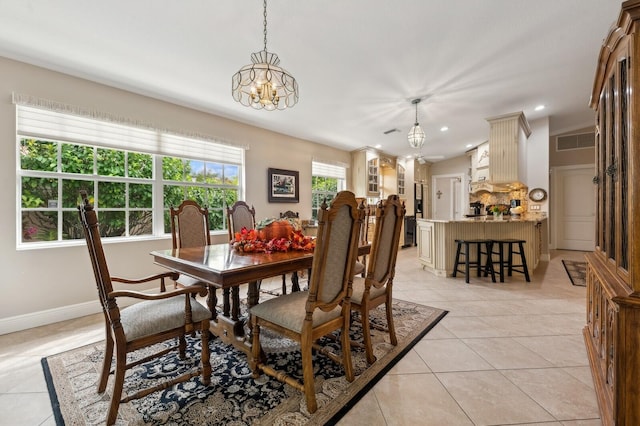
[417,215,548,277]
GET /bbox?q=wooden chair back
[308,190,364,307]
[170,200,211,249]
[78,191,121,329]
[367,194,406,286]
[226,201,256,240]
[279,210,299,219]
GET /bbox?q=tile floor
[0,248,600,425]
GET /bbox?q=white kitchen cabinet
[487,111,531,184]
[351,148,381,198]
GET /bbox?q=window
[17,103,244,246]
[311,161,346,220]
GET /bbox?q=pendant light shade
[231,0,299,110]
[408,98,426,149]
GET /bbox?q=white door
[433,177,452,220]
[553,165,596,251]
[432,175,464,220]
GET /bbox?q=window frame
[16,103,244,249]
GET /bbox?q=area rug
[42,300,446,425]
[562,259,587,287]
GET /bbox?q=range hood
[469,180,524,194]
[470,112,531,193]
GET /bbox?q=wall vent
[556,132,595,151]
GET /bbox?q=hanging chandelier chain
[415,102,419,124]
[263,0,268,52]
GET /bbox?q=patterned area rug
[562,260,587,286]
[42,300,446,425]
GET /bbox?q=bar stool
[490,239,530,282]
[452,239,496,283]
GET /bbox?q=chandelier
[408,98,425,148]
[231,0,299,111]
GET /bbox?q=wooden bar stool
[452,239,496,283]
[490,239,530,282]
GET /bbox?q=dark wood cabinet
[585,2,640,424]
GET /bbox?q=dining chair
[350,194,405,364]
[170,200,211,293]
[249,190,364,413]
[77,192,211,425]
[226,200,256,241]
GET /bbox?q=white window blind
[312,161,346,179]
[16,105,244,164]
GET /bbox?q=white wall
[0,57,351,333]
[526,117,550,214]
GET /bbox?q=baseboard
[0,300,102,335]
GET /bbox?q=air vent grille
[556,132,595,151]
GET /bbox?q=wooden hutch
[585,1,640,424]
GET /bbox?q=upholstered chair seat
[120,297,211,341]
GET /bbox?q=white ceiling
[0,0,621,162]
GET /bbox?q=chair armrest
[109,286,203,301]
[111,271,179,293]
[111,271,179,284]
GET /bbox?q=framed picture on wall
[268,168,299,203]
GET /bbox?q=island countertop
[421,214,546,224]
[416,216,548,277]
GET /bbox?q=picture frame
[268,168,299,203]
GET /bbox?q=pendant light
[231,0,299,111]
[408,98,426,148]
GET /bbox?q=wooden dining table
[151,243,370,356]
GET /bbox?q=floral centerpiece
[491,204,509,218]
[232,227,315,253]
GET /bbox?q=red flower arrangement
[232,227,315,253]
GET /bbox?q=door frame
[431,172,466,220]
[550,163,596,250]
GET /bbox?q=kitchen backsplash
[469,188,529,212]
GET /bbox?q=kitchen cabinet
[486,111,531,184]
[584,3,640,425]
[351,148,381,198]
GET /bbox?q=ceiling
[0,0,621,162]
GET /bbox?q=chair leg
[301,332,318,413]
[519,242,531,282]
[98,329,113,393]
[341,315,354,383]
[385,292,398,346]
[250,317,261,378]
[464,243,470,283]
[452,242,462,277]
[281,274,288,295]
[200,321,211,385]
[291,271,301,292]
[360,303,375,364]
[178,335,186,359]
[107,348,127,425]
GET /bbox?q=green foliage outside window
[19,138,240,244]
[311,176,341,220]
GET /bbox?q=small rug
[562,260,587,286]
[42,300,446,425]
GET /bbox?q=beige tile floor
[0,248,600,425]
